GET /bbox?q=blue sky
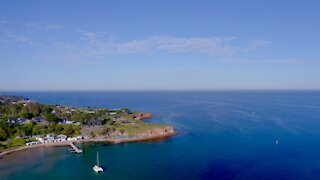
[0,0,320,91]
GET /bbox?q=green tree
[26,103,42,116]
[44,113,59,123]
[62,125,74,136]
[9,104,20,117]
[47,124,56,133]
[54,124,64,134]
[0,128,8,141]
[32,124,48,135]
[6,124,17,138]
[19,122,34,136]
[72,125,81,135]
[19,109,34,119]
[10,138,26,147]
[42,105,53,114]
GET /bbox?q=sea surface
[1,91,320,179]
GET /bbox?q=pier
[69,142,83,153]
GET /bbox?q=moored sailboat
[93,152,104,172]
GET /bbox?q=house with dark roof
[87,119,101,126]
[17,118,29,124]
[7,117,29,125]
[8,117,18,124]
[58,119,75,124]
[32,116,45,123]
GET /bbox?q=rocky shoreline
[0,129,177,157]
[85,128,177,144]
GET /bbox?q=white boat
[93,152,104,172]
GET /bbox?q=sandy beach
[0,141,72,157]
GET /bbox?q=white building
[46,134,55,140]
[67,136,83,141]
[57,134,67,141]
[26,134,80,146]
[36,134,67,143]
[26,141,41,146]
[67,137,77,141]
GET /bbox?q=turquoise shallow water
[1,91,320,179]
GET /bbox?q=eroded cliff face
[132,113,153,120]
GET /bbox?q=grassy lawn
[115,122,168,137]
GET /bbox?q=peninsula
[0,96,176,156]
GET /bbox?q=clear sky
[1,0,320,91]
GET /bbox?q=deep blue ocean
[1,91,320,179]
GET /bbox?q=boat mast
[97,152,100,166]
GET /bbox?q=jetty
[69,142,83,153]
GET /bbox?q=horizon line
[1,89,320,93]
